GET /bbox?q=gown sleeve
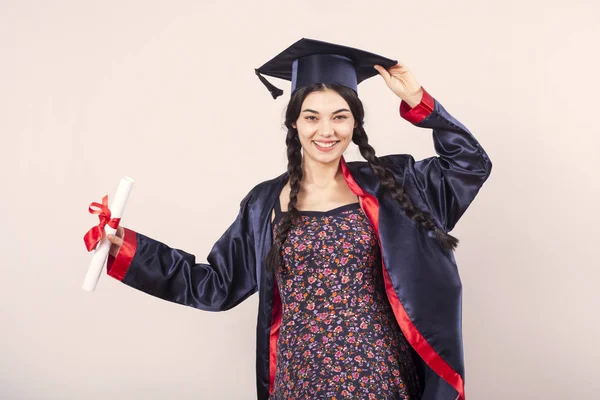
[105,191,258,312]
[382,87,493,232]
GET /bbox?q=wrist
[402,87,424,108]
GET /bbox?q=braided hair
[265,83,458,274]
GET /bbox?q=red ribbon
[83,195,121,252]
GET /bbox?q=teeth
[314,141,338,148]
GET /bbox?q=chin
[309,150,342,164]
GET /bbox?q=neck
[300,155,344,189]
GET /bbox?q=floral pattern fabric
[269,201,421,400]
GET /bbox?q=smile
[313,140,340,151]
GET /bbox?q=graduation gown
[107,88,492,400]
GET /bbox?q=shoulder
[379,154,415,173]
[240,171,288,209]
[346,154,413,176]
[343,155,421,198]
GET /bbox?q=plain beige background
[2,0,599,399]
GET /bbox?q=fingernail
[108,234,114,239]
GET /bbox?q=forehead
[301,89,350,111]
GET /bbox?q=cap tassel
[255,69,284,99]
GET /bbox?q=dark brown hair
[266,83,458,274]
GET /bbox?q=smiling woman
[105,38,492,400]
[293,91,356,160]
[263,79,441,400]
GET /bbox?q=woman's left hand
[374,62,423,107]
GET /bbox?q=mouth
[312,140,340,152]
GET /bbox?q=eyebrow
[301,108,350,114]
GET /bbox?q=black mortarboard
[255,38,398,99]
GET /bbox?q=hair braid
[352,125,459,251]
[265,127,303,274]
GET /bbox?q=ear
[292,122,297,129]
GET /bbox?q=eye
[304,115,348,121]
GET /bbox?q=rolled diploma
[82,176,135,292]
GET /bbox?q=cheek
[340,121,355,137]
[296,122,316,139]
[297,119,314,130]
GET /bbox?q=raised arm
[374,63,492,232]
[106,191,258,312]
[383,87,493,232]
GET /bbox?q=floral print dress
[269,199,422,400]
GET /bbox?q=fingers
[373,65,391,85]
[116,225,124,238]
[107,233,123,247]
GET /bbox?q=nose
[319,119,333,136]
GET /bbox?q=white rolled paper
[82,176,135,292]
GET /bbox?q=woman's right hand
[106,225,125,257]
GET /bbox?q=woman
[104,38,492,399]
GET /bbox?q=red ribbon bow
[83,195,121,252]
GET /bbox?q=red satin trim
[340,156,465,400]
[269,277,282,394]
[106,227,137,281]
[399,86,435,125]
[83,195,121,252]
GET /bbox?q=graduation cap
[255,38,398,99]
